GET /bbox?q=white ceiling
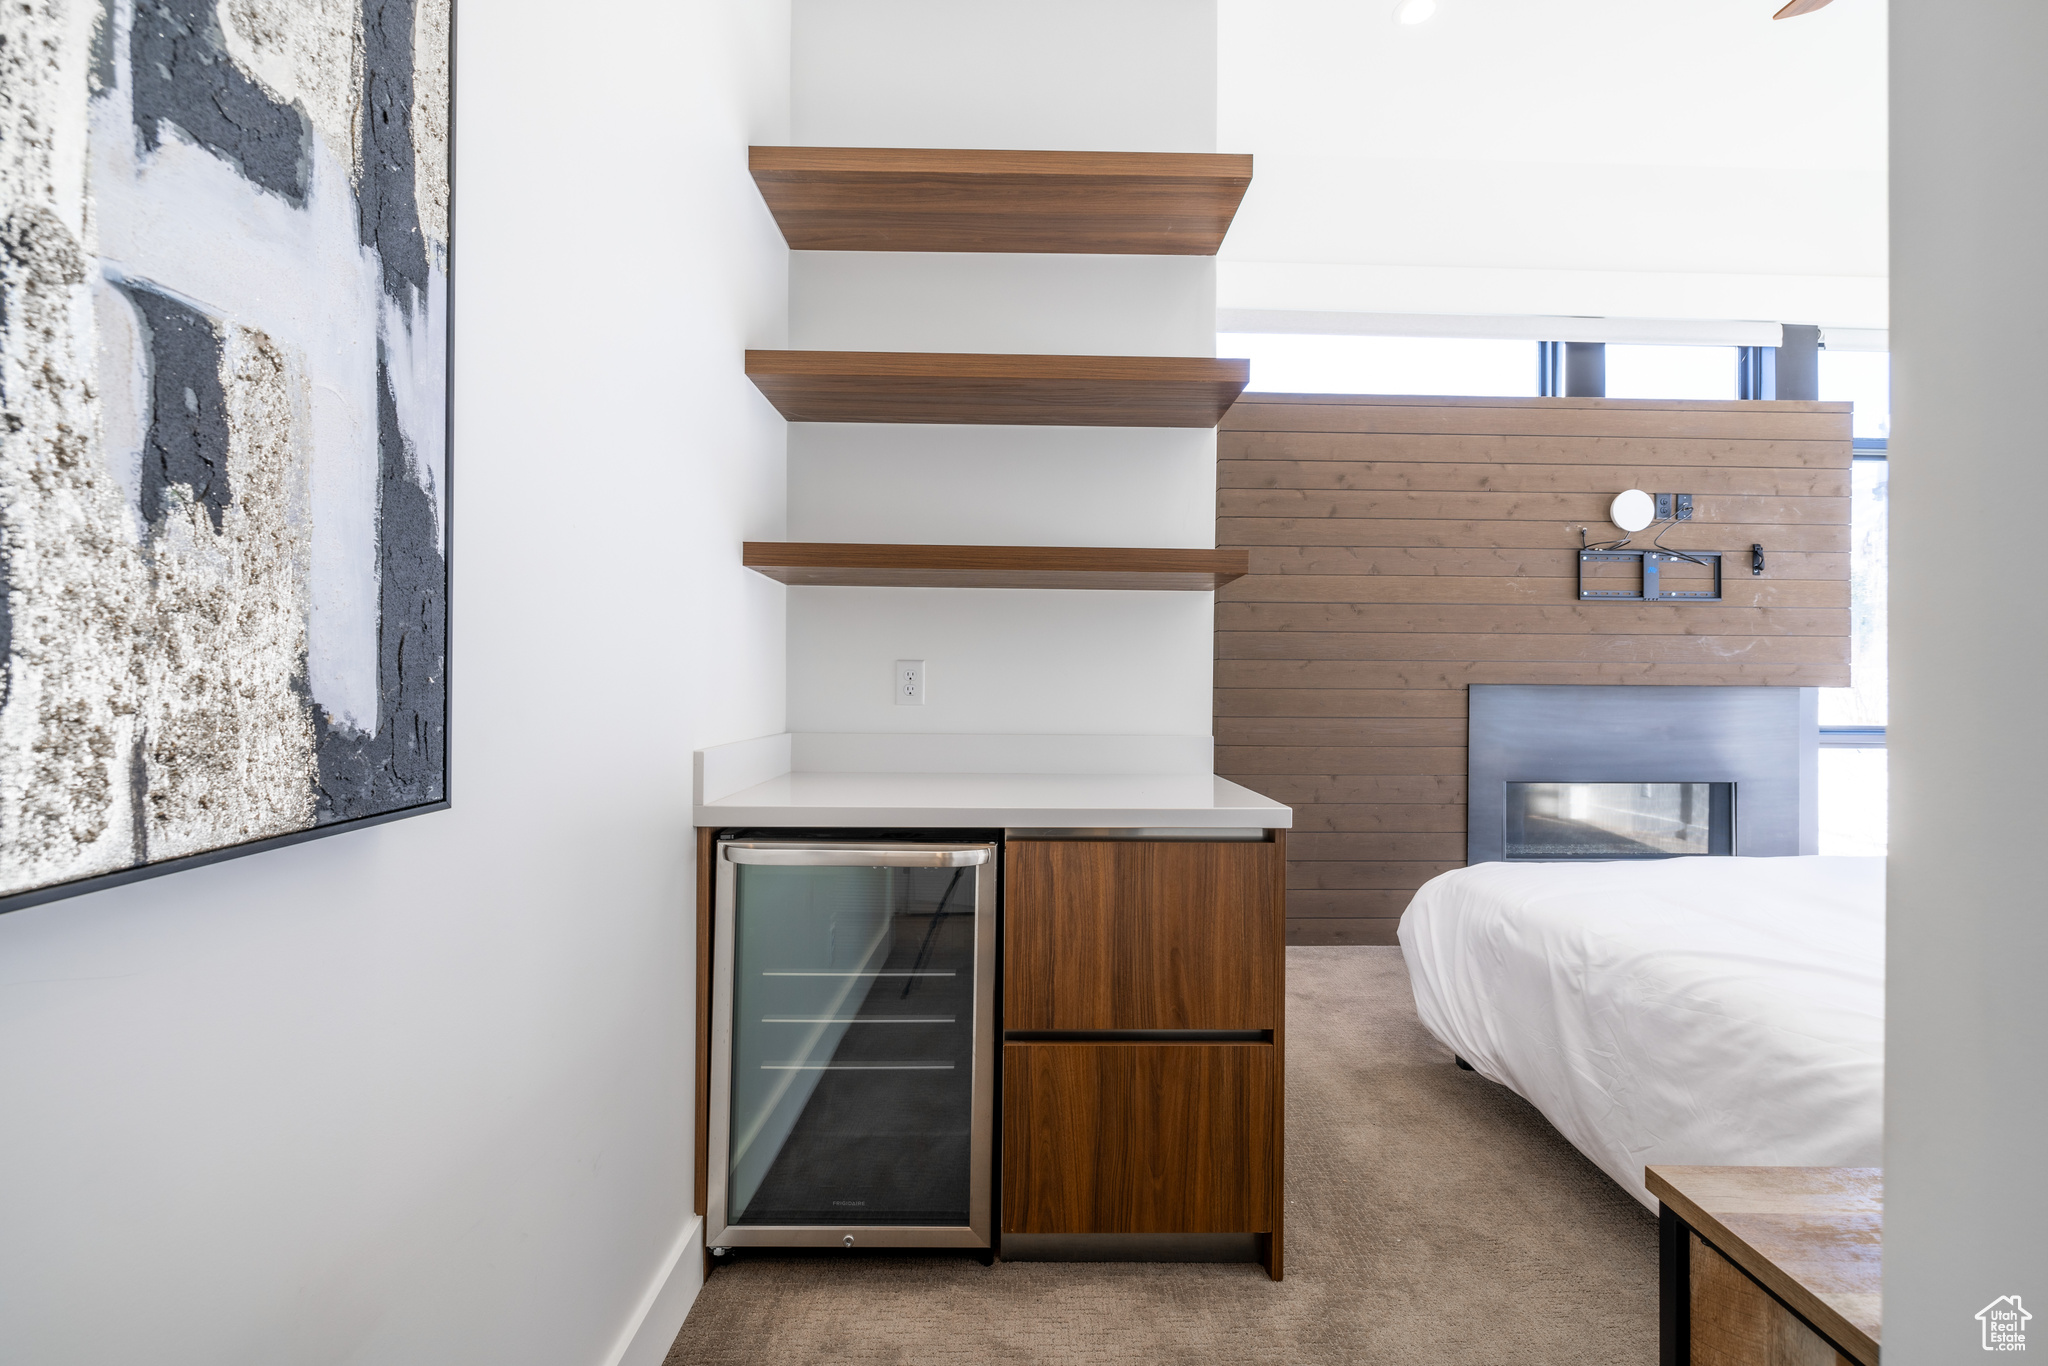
[1218,0,1888,327]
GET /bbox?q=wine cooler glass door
[708,843,995,1248]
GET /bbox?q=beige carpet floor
[664,946,1657,1365]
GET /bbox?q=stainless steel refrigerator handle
[723,847,990,868]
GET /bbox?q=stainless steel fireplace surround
[1467,685,1818,864]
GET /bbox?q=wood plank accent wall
[1214,394,1854,947]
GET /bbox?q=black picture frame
[0,2,457,917]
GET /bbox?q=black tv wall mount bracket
[1578,549,1724,602]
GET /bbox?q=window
[1819,456,1889,729]
[1218,333,1536,397]
[1218,336,1752,401]
[1819,349,1891,440]
[1818,749,1888,857]
[1816,350,1890,855]
[1603,344,1740,400]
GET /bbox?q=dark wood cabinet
[1002,1042,1275,1233]
[999,834,1287,1278]
[694,828,1290,1278]
[1004,839,1283,1030]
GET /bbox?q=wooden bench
[1647,1166,1881,1366]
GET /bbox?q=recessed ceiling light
[1394,0,1438,24]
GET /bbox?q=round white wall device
[1609,489,1656,533]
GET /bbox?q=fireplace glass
[1504,782,1733,859]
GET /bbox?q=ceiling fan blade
[1773,0,1836,16]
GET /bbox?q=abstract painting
[0,0,451,909]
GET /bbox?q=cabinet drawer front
[1004,840,1282,1030]
[1001,1042,1276,1234]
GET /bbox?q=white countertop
[695,770,1291,830]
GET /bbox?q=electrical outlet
[1674,493,1694,521]
[1654,493,1674,521]
[894,659,925,706]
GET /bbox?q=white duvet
[1397,856,1884,1209]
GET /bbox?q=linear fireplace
[1468,686,1817,863]
[1504,781,1734,859]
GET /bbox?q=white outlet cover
[894,659,926,706]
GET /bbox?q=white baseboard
[602,1213,704,1366]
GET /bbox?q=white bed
[1397,855,1884,1209]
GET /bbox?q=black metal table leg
[1660,1203,1691,1366]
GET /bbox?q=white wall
[790,0,1215,155]
[785,0,1220,739]
[1886,1,2048,1357]
[1219,0,1889,328]
[0,3,789,1362]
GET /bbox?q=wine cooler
[706,839,997,1251]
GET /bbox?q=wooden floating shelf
[746,350,1249,428]
[750,146,1254,255]
[744,543,1250,591]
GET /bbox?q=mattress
[1397,856,1884,1209]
